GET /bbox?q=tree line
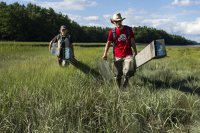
[0,2,197,45]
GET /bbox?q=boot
[116,78,122,88]
[58,58,62,66]
[123,77,129,88]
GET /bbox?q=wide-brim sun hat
[110,13,126,24]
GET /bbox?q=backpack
[56,34,73,58]
[56,34,72,44]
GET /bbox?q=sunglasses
[114,20,122,23]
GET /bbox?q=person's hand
[135,52,137,56]
[102,54,107,60]
[134,51,137,56]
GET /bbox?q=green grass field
[0,42,200,132]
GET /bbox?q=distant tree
[0,2,197,45]
[0,2,10,40]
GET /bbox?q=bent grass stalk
[0,43,200,132]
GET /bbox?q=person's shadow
[138,75,200,95]
[69,58,102,80]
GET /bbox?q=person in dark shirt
[49,25,75,66]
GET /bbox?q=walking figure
[49,25,75,66]
[102,13,137,88]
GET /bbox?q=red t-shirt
[107,26,134,58]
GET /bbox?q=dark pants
[57,48,74,66]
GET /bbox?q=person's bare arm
[49,40,53,51]
[102,41,112,60]
[131,38,137,55]
[49,36,57,51]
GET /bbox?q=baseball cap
[60,25,67,30]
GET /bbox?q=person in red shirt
[102,13,137,88]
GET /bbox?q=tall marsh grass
[0,43,200,132]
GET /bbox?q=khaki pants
[113,56,136,88]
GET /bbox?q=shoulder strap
[66,34,73,44]
[112,28,116,41]
[112,28,116,56]
[56,34,61,41]
[124,25,130,39]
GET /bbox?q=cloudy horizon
[2,0,200,43]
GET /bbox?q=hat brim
[60,28,67,30]
[110,18,126,24]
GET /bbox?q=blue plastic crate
[154,39,167,58]
[50,43,59,56]
[64,48,71,59]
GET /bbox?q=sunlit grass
[0,43,200,132]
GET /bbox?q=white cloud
[115,9,200,42]
[121,8,135,18]
[139,17,200,42]
[140,16,200,35]
[178,10,200,15]
[172,0,191,6]
[185,35,200,43]
[68,14,82,21]
[88,23,101,27]
[84,16,99,21]
[69,15,99,21]
[22,0,37,2]
[56,7,200,42]
[118,8,141,27]
[103,14,111,19]
[171,0,200,6]
[142,18,172,28]
[39,0,97,10]
[175,17,200,34]
[68,14,101,26]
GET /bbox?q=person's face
[60,28,67,35]
[114,20,122,28]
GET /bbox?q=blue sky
[3,0,200,42]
